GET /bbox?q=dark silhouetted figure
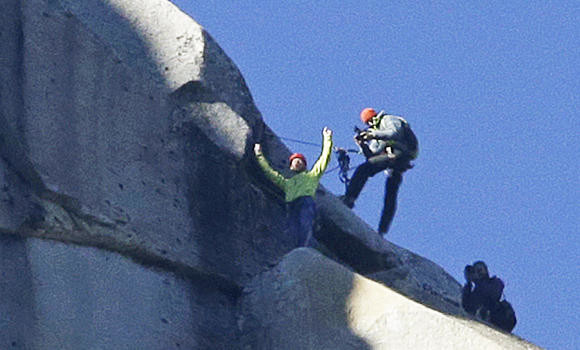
[462,261,517,332]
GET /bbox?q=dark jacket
[363,113,418,160]
[462,276,504,315]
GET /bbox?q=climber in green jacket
[254,127,333,247]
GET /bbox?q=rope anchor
[335,148,352,188]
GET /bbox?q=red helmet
[289,153,306,167]
[360,107,377,124]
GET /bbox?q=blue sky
[173,1,578,348]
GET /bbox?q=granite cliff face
[0,1,540,349]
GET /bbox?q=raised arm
[254,144,287,190]
[310,127,333,177]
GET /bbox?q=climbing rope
[278,136,323,148]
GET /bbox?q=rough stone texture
[240,248,541,350]
[0,0,278,347]
[2,0,289,287]
[0,0,542,349]
[0,238,236,350]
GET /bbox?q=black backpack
[491,300,517,332]
[399,118,419,160]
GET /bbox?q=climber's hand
[362,129,375,140]
[323,127,333,138]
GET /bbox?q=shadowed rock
[0,0,540,348]
[240,249,540,350]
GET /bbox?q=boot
[339,195,355,209]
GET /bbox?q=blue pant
[345,153,406,234]
[378,171,403,234]
[287,196,316,247]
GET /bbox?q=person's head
[472,261,490,281]
[360,108,377,125]
[360,107,386,128]
[289,153,307,172]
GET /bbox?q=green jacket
[256,134,333,202]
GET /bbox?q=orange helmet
[360,107,377,124]
[289,153,306,167]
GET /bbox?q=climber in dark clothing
[462,261,517,332]
[341,108,418,235]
